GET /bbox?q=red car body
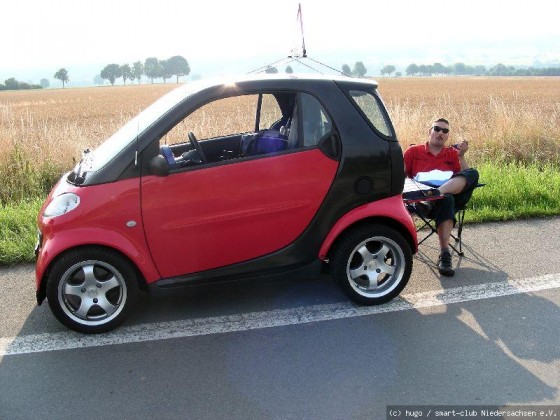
[35,74,417,333]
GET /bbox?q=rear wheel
[46,248,139,333]
[331,224,412,305]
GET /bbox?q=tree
[160,60,173,83]
[473,65,487,76]
[5,78,19,90]
[54,68,69,88]
[353,61,367,78]
[380,65,396,76]
[265,66,278,74]
[1,78,41,90]
[432,62,447,75]
[166,55,190,83]
[453,62,467,75]
[93,74,104,85]
[120,64,133,85]
[285,65,293,74]
[40,78,50,88]
[132,61,144,84]
[100,64,121,85]
[144,57,162,83]
[341,64,351,75]
[406,63,419,76]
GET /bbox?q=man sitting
[404,118,479,277]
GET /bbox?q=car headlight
[43,193,80,218]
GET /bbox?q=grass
[0,198,43,265]
[467,161,560,222]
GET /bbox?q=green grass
[1,161,559,266]
[0,198,43,265]
[465,162,560,222]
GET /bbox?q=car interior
[157,91,334,170]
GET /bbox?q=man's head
[429,118,450,148]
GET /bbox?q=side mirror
[148,155,170,177]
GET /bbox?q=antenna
[248,3,350,77]
[289,3,307,58]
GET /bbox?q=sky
[2,0,560,85]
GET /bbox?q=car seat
[160,145,182,169]
[240,130,288,156]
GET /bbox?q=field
[378,77,560,164]
[1,77,560,265]
[1,77,560,204]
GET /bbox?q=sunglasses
[432,126,450,134]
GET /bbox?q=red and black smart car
[35,74,417,333]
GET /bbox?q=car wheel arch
[37,244,147,306]
[323,216,417,263]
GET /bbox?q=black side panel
[389,141,405,193]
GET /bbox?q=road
[1,217,559,419]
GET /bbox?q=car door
[141,92,339,279]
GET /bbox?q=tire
[46,248,139,333]
[331,224,412,305]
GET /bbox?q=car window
[162,95,259,145]
[259,94,283,130]
[156,90,334,170]
[349,90,392,137]
[300,93,332,147]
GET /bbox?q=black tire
[46,248,139,333]
[331,224,412,305]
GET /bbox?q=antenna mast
[289,3,307,58]
[249,3,349,76]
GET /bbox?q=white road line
[2,274,559,356]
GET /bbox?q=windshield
[86,79,217,172]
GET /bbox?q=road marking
[2,273,559,356]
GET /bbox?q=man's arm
[456,140,470,171]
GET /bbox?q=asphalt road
[1,217,559,419]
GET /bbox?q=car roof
[173,73,378,97]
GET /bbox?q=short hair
[433,118,449,126]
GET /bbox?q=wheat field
[1,77,559,203]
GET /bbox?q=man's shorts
[431,168,480,227]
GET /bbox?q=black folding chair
[403,179,484,256]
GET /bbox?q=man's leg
[437,218,455,276]
[437,219,453,250]
[438,175,467,195]
[431,196,456,277]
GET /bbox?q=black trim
[149,259,323,291]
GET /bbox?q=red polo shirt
[403,142,461,178]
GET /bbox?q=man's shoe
[438,250,455,277]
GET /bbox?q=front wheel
[46,248,139,333]
[331,224,412,305]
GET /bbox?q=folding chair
[403,179,484,256]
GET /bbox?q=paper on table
[414,170,453,186]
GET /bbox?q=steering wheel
[188,132,208,164]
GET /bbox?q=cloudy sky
[2,0,559,83]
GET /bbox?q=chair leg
[414,213,437,245]
[450,208,465,256]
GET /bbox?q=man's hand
[456,139,469,157]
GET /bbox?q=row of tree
[381,62,560,77]
[265,62,369,78]
[0,78,43,91]
[3,59,560,91]
[97,56,190,86]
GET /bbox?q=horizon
[2,0,559,86]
